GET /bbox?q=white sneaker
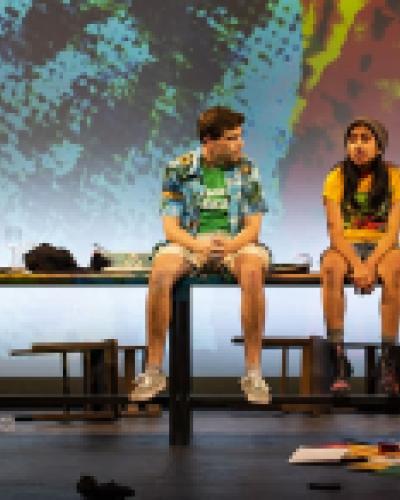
[240,372,271,405]
[129,369,167,402]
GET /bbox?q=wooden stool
[11,339,119,420]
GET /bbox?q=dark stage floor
[1,411,400,499]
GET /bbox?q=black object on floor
[308,482,342,490]
[77,475,135,499]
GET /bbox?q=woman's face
[346,125,381,167]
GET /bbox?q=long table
[0,271,394,446]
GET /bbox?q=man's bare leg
[239,257,266,372]
[130,253,189,401]
[230,253,270,403]
[146,254,190,369]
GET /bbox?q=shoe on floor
[380,370,400,396]
[240,372,271,405]
[329,343,352,394]
[129,369,167,402]
[379,356,400,396]
[378,345,400,396]
[330,378,351,394]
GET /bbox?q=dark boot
[329,343,352,394]
[378,345,400,396]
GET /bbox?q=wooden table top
[231,336,387,348]
[0,270,375,286]
[0,271,328,285]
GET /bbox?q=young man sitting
[130,106,272,404]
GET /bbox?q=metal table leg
[365,346,377,394]
[281,347,288,394]
[169,277,192,445]
[62,352,70,416]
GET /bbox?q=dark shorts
[320,243,377,270]
[352,242,377,261]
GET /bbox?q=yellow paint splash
[376,79,400,99]
[290,0,368,130]
[376,79,400,111]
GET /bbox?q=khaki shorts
[155,232,271,274]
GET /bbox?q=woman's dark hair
[197,106,244,143]
[343,123,389,211]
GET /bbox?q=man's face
[346,125,380,167]
[203,126,244,165]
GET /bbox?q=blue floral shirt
[154,148,267,251]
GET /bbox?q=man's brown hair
[197,106,244,143]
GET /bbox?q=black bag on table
[24,243,82,273]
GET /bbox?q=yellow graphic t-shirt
[323,164,400,243]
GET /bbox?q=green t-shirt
[198,164,230,233]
